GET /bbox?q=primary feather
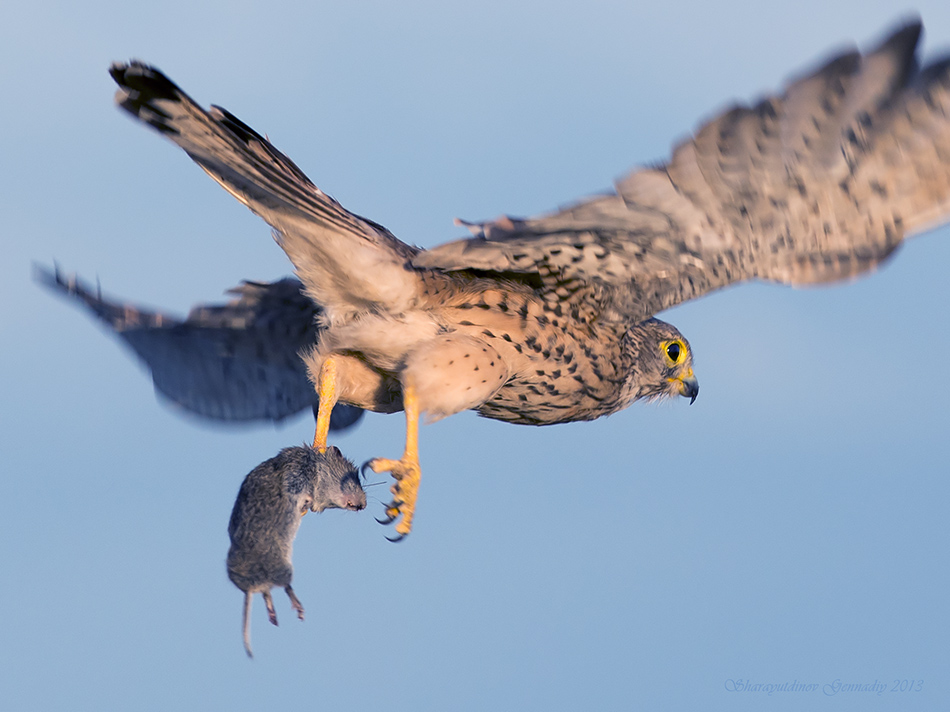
[415,21,950,324]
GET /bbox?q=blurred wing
[110,62,420,323]
[415,22,950,323]
[36,265,363,429]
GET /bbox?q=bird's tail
[35,265,364,426]
[33,263,176,330]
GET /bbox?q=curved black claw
[385,532,407,543]
[360,460,376,481]
[376,497,402,526]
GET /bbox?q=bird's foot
[369,454,422,541]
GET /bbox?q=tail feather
[35,264,364,427]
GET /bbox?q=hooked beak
[678,371,700,405]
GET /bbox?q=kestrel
[68,21,950,538]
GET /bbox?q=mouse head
[311,445,366,512]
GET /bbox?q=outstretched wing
[36,265,363,429]
[110,62,420,324]
[415,22,950,324]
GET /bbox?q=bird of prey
[95,20,950,539]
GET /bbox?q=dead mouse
[226,444,365,657]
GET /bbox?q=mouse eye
[664,341,684,363]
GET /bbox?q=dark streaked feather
[415,21,950,323]
[110,61,420,322]
[36,265,363,428]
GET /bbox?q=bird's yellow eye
[662,340,685,365]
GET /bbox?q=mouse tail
[242,592,254,658]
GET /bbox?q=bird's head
[621,318,699,405]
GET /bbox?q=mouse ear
[327,445,341,457]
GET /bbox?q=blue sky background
[2,1,949,710]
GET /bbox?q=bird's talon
[386,532,407,543]
[368,447,421,538]
[360,460,376,480]
[377,504,399,523]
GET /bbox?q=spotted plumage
[59,20,950,537]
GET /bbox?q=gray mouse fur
[226,444,365,657]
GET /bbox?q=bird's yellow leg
[371,383,421,540]
[312,357,339,453]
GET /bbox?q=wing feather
[414,21,950,323]
[110,62,420,323]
